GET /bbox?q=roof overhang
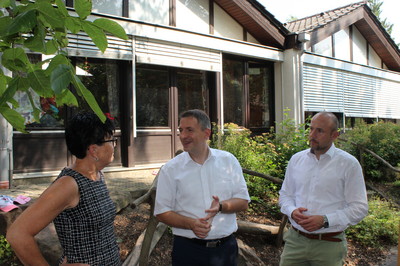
[304,6,400,71]
[214,0,288,49]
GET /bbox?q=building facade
[3,0,400,182]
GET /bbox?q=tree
[0,0,128,132]
[367,0,396,43]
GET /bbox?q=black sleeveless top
[53,168,121,265]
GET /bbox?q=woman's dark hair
[65,112,115,159]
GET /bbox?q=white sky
[257,0,400,44]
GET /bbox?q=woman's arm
[6,176,79,266]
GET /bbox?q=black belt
[175,234,232,248]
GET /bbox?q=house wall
[213,4,244,40]
[352,26,368,65]
[334,28,351,61]
[311,26,383,70]
[10,1,284,176]
[176,0,210,34]
[303,53,400,122]
[128,0,169,25]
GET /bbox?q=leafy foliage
[337,121,400,182]
[0,0,128,132]
[346,197,400,247]
[0,235,17,265]
[210,113,309,216]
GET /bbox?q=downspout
[298,32,310,124]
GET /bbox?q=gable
[285,2,400,71]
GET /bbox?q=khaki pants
[279,227,347,266]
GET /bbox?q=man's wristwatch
[218,203,223,213]
[323,215,329,228]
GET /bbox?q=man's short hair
[315,112,339,132]
[179,109,211,130]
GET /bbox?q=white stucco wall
[213,4,243,40]
[176,0,210,34]
[314,36,332,57]
[352,26,368,65]
[247,33,259,44]
[128,0,169,25]
[334,28,351,61]
[368,44,382,68]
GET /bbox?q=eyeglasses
[97,138,118,147]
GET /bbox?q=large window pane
[223,58,244,125]
[249,62,273,129]
[92,0,123,16]
[136,66,169,127]
[177,70,208,115]
[76,58,121,127]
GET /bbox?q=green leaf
[36,1,65,30]
[1,78,21,106]
[81,20,107,53]
[1,48,30,72]
[0,17,12,36]
[45,39,58,55]
[27,70,53,97]
[7,9,37,35]
[0,0,11,8]
[65,17,82,34]
[71,75,105,122]
[74,0,92,19]
[24,24,46,52]
[0,106,27,133]
[45,54,70,74]
[51,64,72,95]
[56,88,78,106]
[54,0,69,17]
[93,18,128,40]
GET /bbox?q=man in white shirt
[154,109,250,266]
[279,112,368,266]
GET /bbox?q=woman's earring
[94,157,99,162]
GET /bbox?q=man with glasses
[154,109,250,266]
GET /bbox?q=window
[75,58,121,128]
[223,56,274,132]
[223,58,244,126]
[177,70,208,115]
[136,65,169,127]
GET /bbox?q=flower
[105,113,115,120]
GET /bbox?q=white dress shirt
[154,148,250,239]
[279,143,368,233]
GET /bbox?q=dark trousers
[172,234,238,266]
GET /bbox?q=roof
[285,1,366,33]
[214,0,289,49]
[284,1,400,71]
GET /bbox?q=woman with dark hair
[7,112,121,265]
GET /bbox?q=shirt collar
[307,143,336,159]
[182,147,214,166]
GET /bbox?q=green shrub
[0,235,18,265]
[346,197,400,247]
[338,121,400,182]
[210,113,309,214]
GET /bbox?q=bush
[210,113,309,215]
[0,235,18,265]
[346,197,400,247]
[337,121,400,182]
